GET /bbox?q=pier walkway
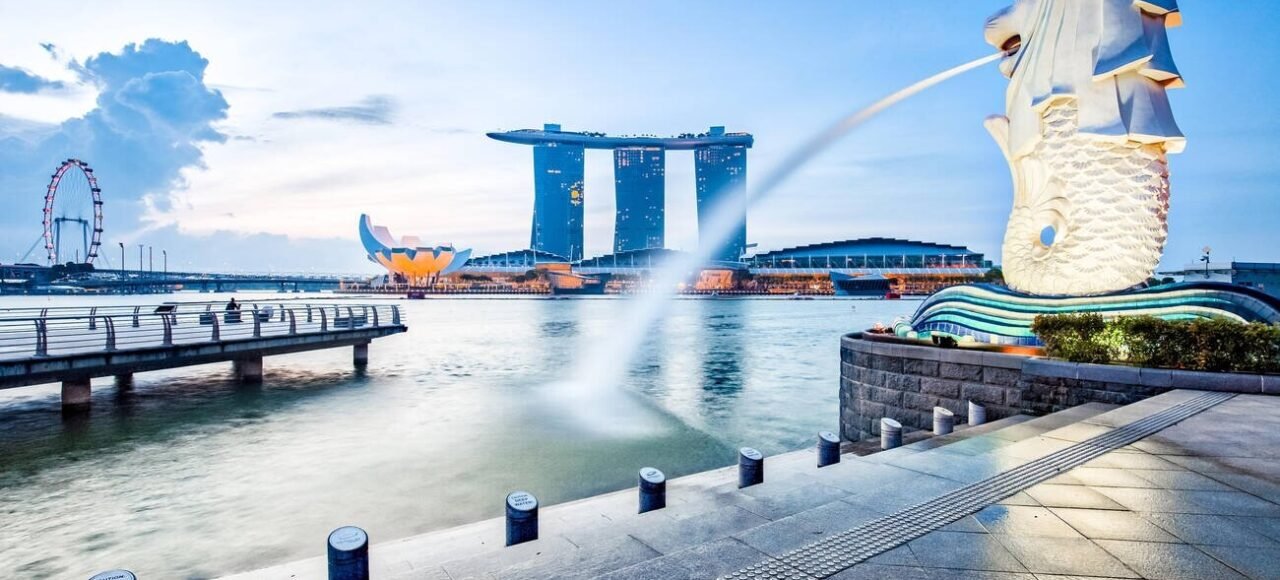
[223,390,1280,579]
[0,301,406,406]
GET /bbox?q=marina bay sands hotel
[487,124,753,262]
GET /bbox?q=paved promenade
[223,390,1280,579]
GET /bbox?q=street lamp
[137,244,144,275]
[1200,246,1212,279]
[162,250,167,278]
[148,246,153,274]
[118,242,125,277]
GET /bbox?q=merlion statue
[984,0,1185,296]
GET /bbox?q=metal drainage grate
[721,391,1235,579]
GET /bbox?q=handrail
[0,301,405,361]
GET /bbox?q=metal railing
[0,301,404,361]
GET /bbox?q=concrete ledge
[840,334,1278,442]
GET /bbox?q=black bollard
[638,467,666,513]
[505,491,539,546]
[327,526,369,580]
[89,571,136,580]
[738,447,764,488]
[817,431,841,467]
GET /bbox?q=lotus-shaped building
[359,214,471,285]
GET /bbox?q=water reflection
[0,294,916,579]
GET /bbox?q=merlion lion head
[982,0,1187,296]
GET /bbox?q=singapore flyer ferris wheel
[42,158,104,265]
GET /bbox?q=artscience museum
[358,214,471,285]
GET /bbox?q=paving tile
[653,537,772,580]
[940,515,989,533]
[1139,513,1280,547]
[1031,576,1134,580]
[440,534,578,580]
[997,492,1043,507]
[1094,539,1247,580]
[1043,473,1085,486]
[595,557,693,580]
[735,480,853,520]
[1196,544,1280,580]
[993,535,1137,578]
[973,505,1084,538]
[1180,490,1280,517]
[833,564,1037,580]
[492,535,661,580]
[627,504,769,554]
[866,544,919,567]
[1212,473,1280,505]
[1070,468,1158,489]
[735,500,881,557]
[1128,469,1235,491]
[1234,516,1280,544]
[1092,487,1213,514]
[1025,485,1126,510]
[1048,508,1178,543]
[1080,452,1184,471]
[907,530,1028,573]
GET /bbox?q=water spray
[549,52,1005,436]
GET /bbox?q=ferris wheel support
[43,158,104,265]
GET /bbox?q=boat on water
[829,272,893,298]
[546,271,611,296]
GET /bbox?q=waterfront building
[613,147,665,253]
[749,238,990,295]
[1160,261,1280,299]
[695,127,748,262]
[358,214,471,286]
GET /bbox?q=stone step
[220,401,1133,580]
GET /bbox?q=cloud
[0,39,228,262]
[272,95,395,125]
[0,64,65,93]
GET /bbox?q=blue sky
[0,1,1276,273]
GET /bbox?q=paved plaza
[224,391,1280,580]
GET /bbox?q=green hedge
[1031,313,1280,373]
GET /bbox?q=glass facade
[613,147,665,253]
[532,141,585,261]
[695,129,748,262]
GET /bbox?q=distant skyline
[1,1,1277,273]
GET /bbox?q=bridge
[0,264,365,294]
[0,300,406,407]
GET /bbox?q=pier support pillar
[114,374,134,390]
[62,377,91,408]
[353,342,369,367]
[235,357,264,383]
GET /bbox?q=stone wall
[840,333,1279,442]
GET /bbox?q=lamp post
[162,250,167,279]
[1201,246,1212,279]
[148,246,153,274]
[118,242,125,277]
[138,244,144,276]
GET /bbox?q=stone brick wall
[840,333,1279,442]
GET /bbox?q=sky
[0,1,1277,274]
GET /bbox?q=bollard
[505,491,539,546]
[89,570,136,580]
[638,467,666,513]
[327,525,369,580]
[738,447,764,488]
[881,418,903,450]
[968,401,987,426]
[817,431,841,467]
[933,407,955,436]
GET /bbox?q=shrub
[1032,313,1280,373]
